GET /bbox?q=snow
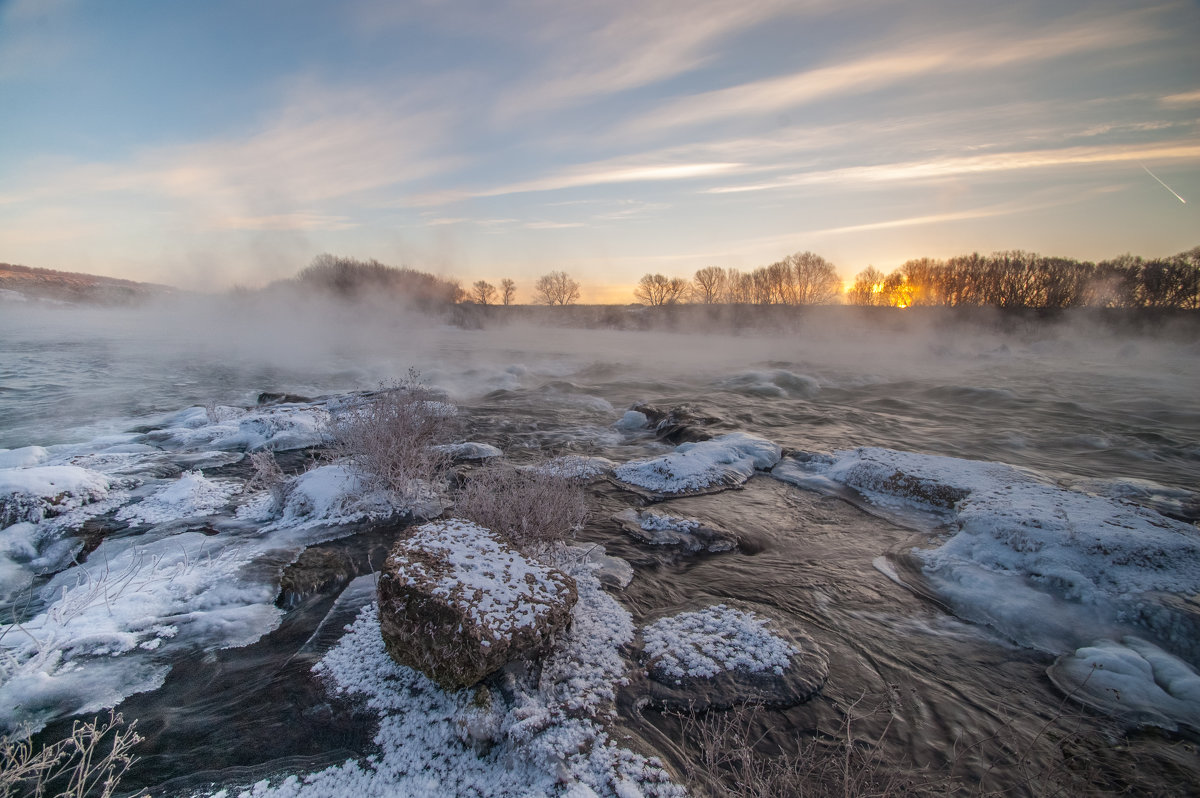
[389,520,573,635]
[116,470,239,525]
[145,404,329,453]
[222,560,684,798]
[0,465,113,525]
[642,604,796,681]
[613,432,781,495]
[1049,637,1200,731]
[267,465,399,529]
[613,509,737,553]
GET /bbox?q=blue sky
[2,0,1197,300]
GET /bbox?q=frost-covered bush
[242,451,292,514]
[0,711,142,798]
[324,373,461,503]
[454,466,587,557]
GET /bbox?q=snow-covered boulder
[612,508,738,553]
[435,441,503,461]
[529,455,616,482]
[613,432,781,498]
[636,604,828,711]
[0,465,112,527]
[377,520,578,690]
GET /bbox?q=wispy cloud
[624,9,1163,136]
[211,212,360,232]
[1160,89,1200,105]
[705,141,1200,194]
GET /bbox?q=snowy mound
[230,564,685,797]
[613,433,781,497]
[637,604,828,711]
[612,508,738,553]
[265,465,411,529]
[1049,638,1200,732]
[116,470,238,526]
[0,465,114,527]
[643,605,795,681]
[0,446,50,469]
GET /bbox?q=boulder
[377,519,577,690]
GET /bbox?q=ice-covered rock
[613,432,781,498]
[436,441,503,461]
[626,403,722,444]
[529,455,616,482]
[266,464,438,529]
[612,508,737,553]
[637,604,828,711]
[377,520,578,690]
[144,403,328,452]
[1048,637,1200,732]
[565,543,634,589]
[0,465,113,526]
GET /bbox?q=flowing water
[2,301,1199,796]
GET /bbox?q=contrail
[1141,164,1187,204]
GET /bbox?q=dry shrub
[453,466,588,557]
[325,372,461,502]
[676,699,956,798]
[243,450,291,513]
[0,711,145,798]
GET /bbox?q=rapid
[1,299,1198,796]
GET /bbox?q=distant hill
[0,262,174,305]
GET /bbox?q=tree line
[845,247,1200,309]
[634,251,842,306]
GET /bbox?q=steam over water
[2,299,1198,795]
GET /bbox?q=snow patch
[613,433,780,496]
[642,604,796,681]
[116,470,238,525]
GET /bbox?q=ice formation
[613,432,781,496]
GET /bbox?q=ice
[613,432,781,496]
[800,446,1200,695]
[642,604,797,681]
[435,441,503,460]
[612,509,737,553]
[1049,637,1200,731]
[116,470,239,525]
[145,404,329,453]
[221,557,684,798]
[0,446,50,469]
[0,529,283,734]
[269,465,397,529]
[614,411,649,431]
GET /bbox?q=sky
[1,0,1198,302]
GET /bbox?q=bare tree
[534,271,581,305]
[784,251,842,304]
[500,278,516,306]
[847,266,885,306]
[471,280,497,305]
[633,273,690,306]
[693,266,728,304]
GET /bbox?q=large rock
[377,519,578,690]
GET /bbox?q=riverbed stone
[377,519,578,690]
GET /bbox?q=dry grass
[675,697,959,798]
[453,465,588,557]
[324,371,461,503]
[0,711,145,798]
